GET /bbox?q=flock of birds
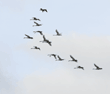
[24,8,102,70]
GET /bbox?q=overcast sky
[0,0,110,94]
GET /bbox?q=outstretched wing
[43,35,46,40]
[25,34,30,37]
[94,64,99,68]
[45,9,48,12]
[38,19,41,21]
[40,32,43,35]
[46,41,51,46]
[57,55,61,60]
[49,42,52,46]
[53,55,57,59]
[34,22,38,25]
[70,55,75,60]
[37,31,42,35]
[56,29,59,35]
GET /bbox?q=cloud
[16,32,110,69]
[0,0,42,12]
[0,0,26,11]
[15,68,110,94]
[2,32,108,94]
[0,42,18,94]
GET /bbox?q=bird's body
[40,35,52,46]
[24,34,33,39]
[68,55,77,62]
[74,66,84,70]
[93,64,102,70]
[30,17,40,21]
[48,54,57,60]
[56,55,64,61]
[33,22,42,26]
[45,40,52,46]
[31,46,40,50]
[33,31,43,35]
[53,29,62,36]
[40,8,48,12]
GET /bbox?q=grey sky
[0,0,110,94]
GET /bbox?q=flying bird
[30,17,40,21]
[40,35,52,46]
[93,64,102,70]
[31,46,40,50]
[45,40,52,46]
[74,66,84,70]
[40,8,48,12]
[53,29,62,36]
[33,22,42,26]
[33,31,43,35]
[68,55,77,62]
[48,54,57,60]
[56,55,64,61]
[24,34,33,39]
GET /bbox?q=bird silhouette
[40,35,52,46]
[93,64,102,70]
[74,66,84,70]
[45,40,52,46]
[30,17,40,21]
[33,31,43,35]
[68,55,77,62]
[48,54,57,60]
[33,22,42,26]
[24,34,33,39]
[53,29,62,36]
[40,8,48,12]
[31,46,40,50]
[56,55,64,61]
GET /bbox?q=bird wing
[38,19,41,21]
[34,22,38,25]
[57,55,61,60]
[37,31,42,35]
[45,9,48,12]
[94,64,99,68]
[53,55,57,59]
[47,41,51,46]
[40,32,43,35]
[70,55,75,60]
[37,31,40,33]
[25,34,30,37]
[81,67,84,70]
[56,30,59,35]
[43,35,46,40]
